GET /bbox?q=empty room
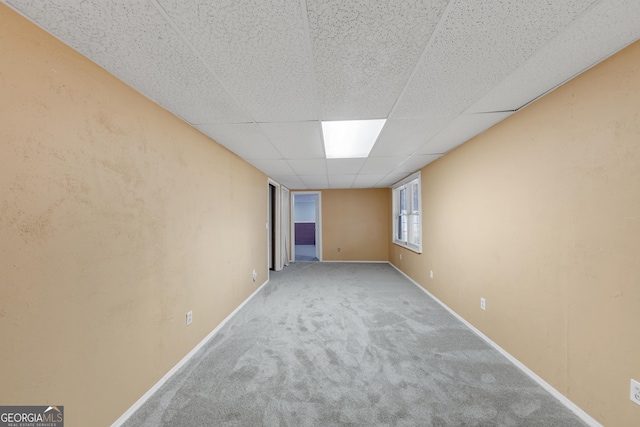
[1,1,639,426]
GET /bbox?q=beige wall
[321,189,390,261]
[0,6,268,426]
[391,40,640,426]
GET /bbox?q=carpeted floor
[122,263,588,426]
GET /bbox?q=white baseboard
[387,262,602,427]
[321,260,388,263]
[111,277,270,427]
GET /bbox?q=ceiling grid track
[385,0,457,120]
[463,0,606,116]
[148,0,286,160]
[298,0,329,186]
[5,0,639,189]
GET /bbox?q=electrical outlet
[186,311,193,326]
[480,298,486,311]
[252,269,257,282]
[631,379,640,405]
[337,247,341,252]
[399,253,402,260]
[430,270,434,279]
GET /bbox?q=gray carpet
[122,263,587,426]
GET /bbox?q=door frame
[267,179,281,271]
[281,186,291,267]
[291,191,322,262]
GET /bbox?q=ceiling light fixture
[322,119,386,159]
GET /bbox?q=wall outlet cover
[480,298,486,311]
[631,379,640,405]
[186,311,193,326]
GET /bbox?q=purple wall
[295,223,315,245]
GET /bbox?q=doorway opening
[267,183,277,270]
[292,192,321,262]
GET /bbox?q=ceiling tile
[273,175,306,190]
[328,175,356,189]
[394,155,442,174]
[306,0,449,120]
[258,122,325,159]
[467,0,640,113]
[377,173,409,187]
[288,159,327,176]
[352,174,385,188]
[156,0,318,122]
[299,175,329,189]
[392,0,598,118]
[419,112,513,155]
[196,123,281,160]
[370,116,455,157]
[360,157,406,174]
[247,159,295,177]
[8,0,250,125]
[326,159,367,175]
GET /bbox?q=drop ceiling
[5,0,639,189]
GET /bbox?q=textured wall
[390,41,640,426]
[0,6,268,426]
[322,189,390,261]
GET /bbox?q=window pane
[401,215,408,242]
[410,214,420,245]
[411,182,419,213]
[399,188,407,214]
[397,215,408,242]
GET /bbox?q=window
[392,172,421,253]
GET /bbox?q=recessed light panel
[322,119,386,159]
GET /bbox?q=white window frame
[392,171,422,253]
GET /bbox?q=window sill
[393,240,422,254]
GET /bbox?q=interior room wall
[322,189,390,261]
[390,40,640,426]
[0,6,268,426]
[294,196,317,223]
